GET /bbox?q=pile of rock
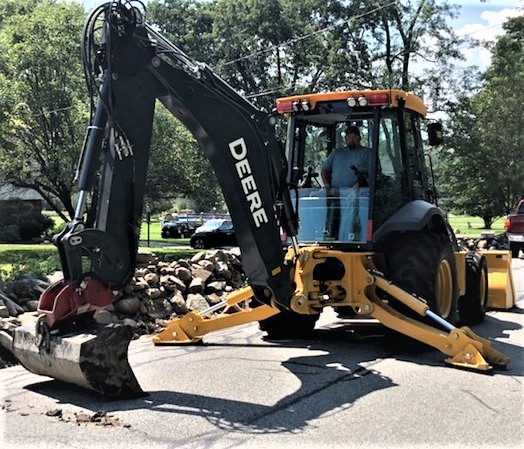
[108,248,247,334]
[456,233,509,252]
[0,248,247,338]
[0,276,48,319]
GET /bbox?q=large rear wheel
[382,231,459,324]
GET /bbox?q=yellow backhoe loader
[6,1,514,398]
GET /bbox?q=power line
[31,105,76,117]
[241,14,517,99]
[456,21,509,38]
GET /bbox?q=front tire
[382,231,459,324]
[458,252,488,325]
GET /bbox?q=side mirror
[427,122,443,146]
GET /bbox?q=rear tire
[458,252,488,325]
[259,311,319,339]
[382,231,459,324]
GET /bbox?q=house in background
[0,183,44,241]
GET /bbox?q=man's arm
[321,168,331,188]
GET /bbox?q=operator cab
[276,89,437,249]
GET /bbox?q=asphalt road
[1,259,523,449]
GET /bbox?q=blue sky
[448,0,523,68]
[80,0,523,68]
[450,0,521,27]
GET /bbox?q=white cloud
[458,8,523,41]
[456,6,523,68]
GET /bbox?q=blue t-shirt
[322,146,370,188]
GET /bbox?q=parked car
[189,219,237,249]
[505,198,524,258]
[161,221,196,239]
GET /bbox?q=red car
[505,199,524,258]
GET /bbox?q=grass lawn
[140,220,163,242]
[0,217,193,279]
[43,211,508,243]
[44,211,183,245]
[447,214,505,238]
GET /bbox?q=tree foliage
[362,1,465,95]
[148,0,466,110]
[0,0,87,222]
[147,104,223,212]
[438,15,524,227]
[0,0,224,218]
[1,0,517,225]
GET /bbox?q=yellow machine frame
[154,246,513,374]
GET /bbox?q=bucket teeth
[12,323,145,399]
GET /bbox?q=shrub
[19,214,55,241]
[0,254,61,282]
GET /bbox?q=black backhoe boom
[65,1,298,308]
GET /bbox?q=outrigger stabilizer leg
[370,273,509,373]
[153,286,280,345]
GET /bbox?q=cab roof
[276,89,427,117]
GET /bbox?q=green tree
[360,0,465,94]
[480,15,524,210]
[439,16,524,227]
[0,0,224,224]
[147,103,223,212]
[149,0,379,109]
[329,0,477,118]
[0,0,39,26]
[0,0,478,225]
[0,0,87,223]
[147,0,216,62]
[149,0,466,108]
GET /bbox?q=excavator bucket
[11,321,145,398]
[6,277,144,398]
